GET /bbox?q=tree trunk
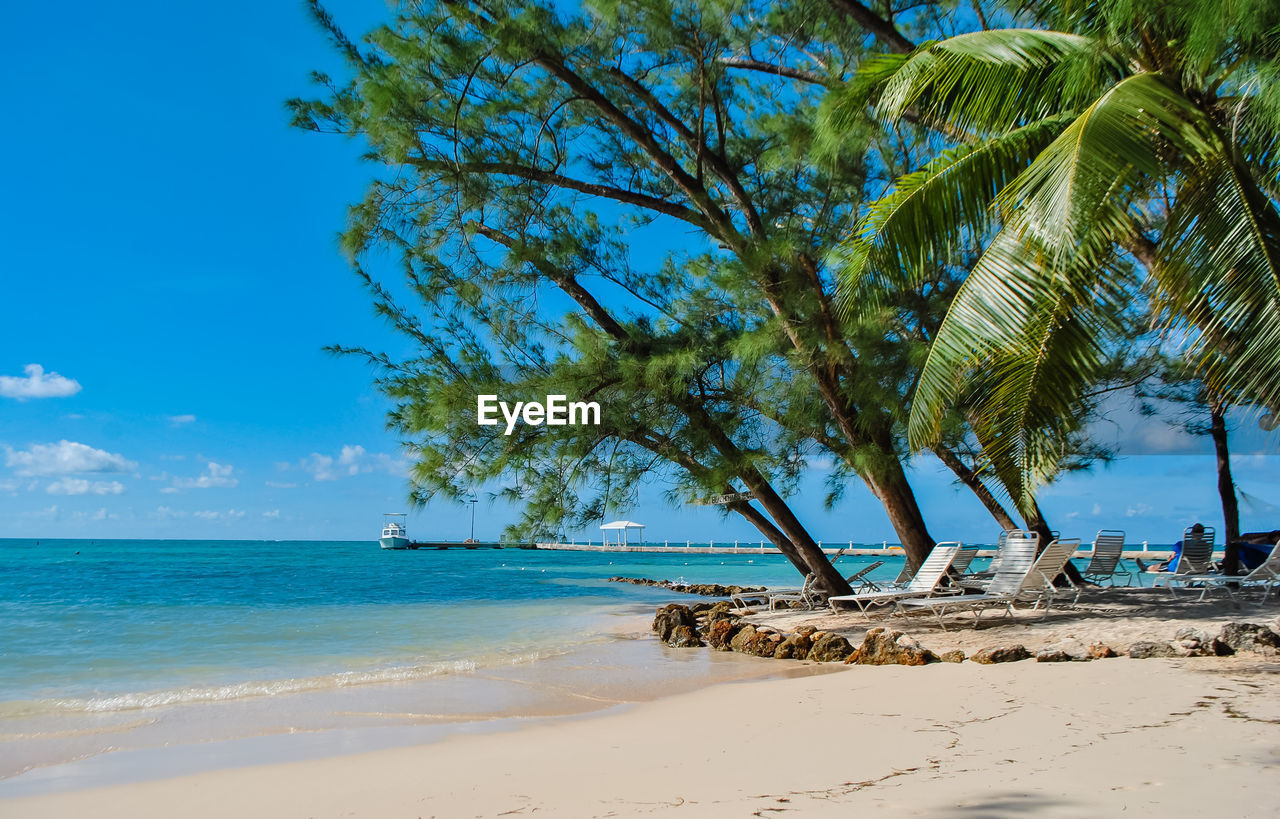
[734,466,853,596]
[1021,502,1084,585]
[1210,401,1241,574]
[727,500,812,577]
[932,446,1019,531]
[862,447,936,572]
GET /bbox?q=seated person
[1138,522,1205,572]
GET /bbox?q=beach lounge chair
[1081,529,1133,587]
[1016,538,1084,609]
[731,573,813,610]
[767,573,821,610]
[958,531,1038,588]
[843,560,886,592]
[895,535,1041,630]
[1151,526,1217,597]
[826,543,965,619]
[1183,544,1280,603]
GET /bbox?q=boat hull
[379,536,411,550]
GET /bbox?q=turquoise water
[0,539,897,710]
[0,539,898,789]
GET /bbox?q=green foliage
[833,0,1280,514]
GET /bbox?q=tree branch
[827,0,916,54]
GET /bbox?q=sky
[1,1,1277,545]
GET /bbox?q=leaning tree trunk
[932,445,1020,531]
[1021,501,1084,585]
[1209,401,1241,574]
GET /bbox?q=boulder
[1217,622,1280,655]
[1128,641,1178,659]
[809,632,855,663]
[970,645,1032,664]
[705,618,743,650]
[669,625,704,648]
[1037,640,1090,663]
[705,603,739,625]
[729,624,758,654]
[752,632,782,658]
[1088,644,1118,659]
[774,630,814,661]
[1172,627,1230,657]
[939,649,966,663]
[848,627,939,666]
[652,604,698,644]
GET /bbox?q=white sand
[5,589,1279,818]
[4,653,1277,817]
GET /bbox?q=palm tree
[828,0,1280,513]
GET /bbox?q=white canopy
[600,520,644,546]
[600,520,645,530]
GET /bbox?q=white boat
[379,513,410,550]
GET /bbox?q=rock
[689,602,715,615]
[669,625,704,648]
[729,624,758,654]
[1172,627,1227,657]
[774,631,814,661]
[705,603,739,626]
[939,649,966,663]
[848,627,939,666]
[970,645,1032,664]
[1128,641,1178,659]
[652,604,697,644]
[1088,644,1118,659]
[1037,640,1090,662]
[809,632,855,663]
[705,618,743,650]
[611,577,765,597]
[1217,622,1280,655]
[753,632,782,658]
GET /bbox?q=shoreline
[0,613,831,799]
[3,653,1276,817]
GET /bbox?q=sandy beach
[5,589,1278,818]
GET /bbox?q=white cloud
[1064,511,1080,520]
[152,506,186,520]
[262,509,280,519]
[194,508,246,521]
[171,462,238,490]
[0,364,82,400]
[46,477,126,496]
[299,445,407,481]
[5,440,137,476]
[1091,503,1102,516]
[265,481,297,489]
[1126,503,1153,518]
[167,414,197,426]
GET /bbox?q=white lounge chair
[1081,529,1133,586]
[827,543,965,618]
[731,573,813,610]
[958,531,1039,588]
[1183,545,1280,603]
[1017,538,1083,609]
[895,535,1041,630]
[1151,526,1217,596]
[768,573,821,610]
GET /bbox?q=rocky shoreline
[609,576,765,598]
[651,600,1280,665]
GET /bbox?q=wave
[0,644,591,719]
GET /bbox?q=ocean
[0,538,895,794]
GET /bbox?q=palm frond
[832,114,1073,312]
[1157,152,1280,412]
[877,29,1120,136]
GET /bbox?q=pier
[388,540,1175,559]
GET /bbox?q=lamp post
[468,495,478,542]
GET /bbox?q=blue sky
[1,1,1276,545]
